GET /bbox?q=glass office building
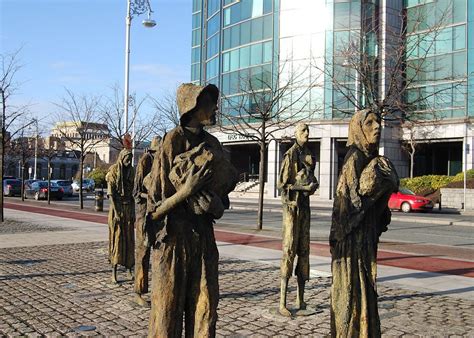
[191,0,473,199]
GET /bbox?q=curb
[228,205,474,227]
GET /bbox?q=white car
[72,179,95,192]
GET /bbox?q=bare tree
[53,89,108,209]
[218,62,321,230]
[149,89,180,135]
[0,48,33,221]
[317,3,462,178]
[37,135,64,204]
[101,84,162,152]
[7,122,37,202]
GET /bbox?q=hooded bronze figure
[330,110,398,337]
[146,83,238,337]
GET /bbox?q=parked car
[388,187,433,213]
[24,181,64,200]
[52,180,73,197]
[3,179,22,196]
[72,179,95,192]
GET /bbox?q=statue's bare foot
[110,275,118,284]
[297,300,307,310]
[279,306,292,317]
[134,294,148,307]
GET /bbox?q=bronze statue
[106,136,135,284]
[146,83,238,337]
[133,136,161,306]
[330,110,399,337]
[278,123,318,317]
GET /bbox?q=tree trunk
[257,135,266,230]
[79,156,84,209]
[21,161,25,202]
[0,133,4,222]
[410,142,415,178]
[47,158,51,205]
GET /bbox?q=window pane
[251,17,263,42]
[435,54,452,80]
[263,41,272,63]
[223,28,231,50]
[453,0,466,23]
[192,47,200,63]
[263,0,272,14]
[435,27,452,54]
[334,3,350,30]
[252,0,264,17]
[207,14,220,37]
[231,25,240,48]
[192,13,201,29]
[453,52,466,77]
[224,8,231,26]
[241,21,251,45]
[223,52,230,72]
[263,14,272,39]
[208,0,219,17]
[250,43,263,65]
[453,25,466,50]
[240,46,250,68]
[230,49,240,71]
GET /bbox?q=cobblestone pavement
[0,219,71,234]
[0,241,473,337]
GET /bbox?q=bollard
[95,191,104,212]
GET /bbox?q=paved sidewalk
[0,206,473,336]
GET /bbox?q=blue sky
[0,0,191,128]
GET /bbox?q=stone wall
[440,188,474,209]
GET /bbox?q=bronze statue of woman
[330,110,398,337]
[106,137,135,284]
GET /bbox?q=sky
[0,0,191,131]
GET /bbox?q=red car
[388,187,433,213]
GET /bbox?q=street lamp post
[123,0,156,136]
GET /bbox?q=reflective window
[207,14,220,37]
[435,27,452,54]
[453,0,466,23]
[453,25,466,50]
[250,43,262,65]
[191,64,201,82]
[206,34,220,59]
[192,0,202,13]
[192,29,201,47]
[192,13,201,29]
[208,0,220,17]
[206,57,219,79]
[192,47,200,63]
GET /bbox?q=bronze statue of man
[106,136,135,284]
[278,123,318,317]
[146,83,238,337]
[133,136,161,306]
[330,110,398,337]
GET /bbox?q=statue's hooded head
[347,109,381,156]
[176,83,219,127]
[149,136,161,153]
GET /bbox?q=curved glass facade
[406,0,470,118]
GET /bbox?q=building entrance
[223,143,262,182]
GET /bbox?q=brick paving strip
[5,202,474,278]
[0,241,473,337]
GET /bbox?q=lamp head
[142,17,156,27]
